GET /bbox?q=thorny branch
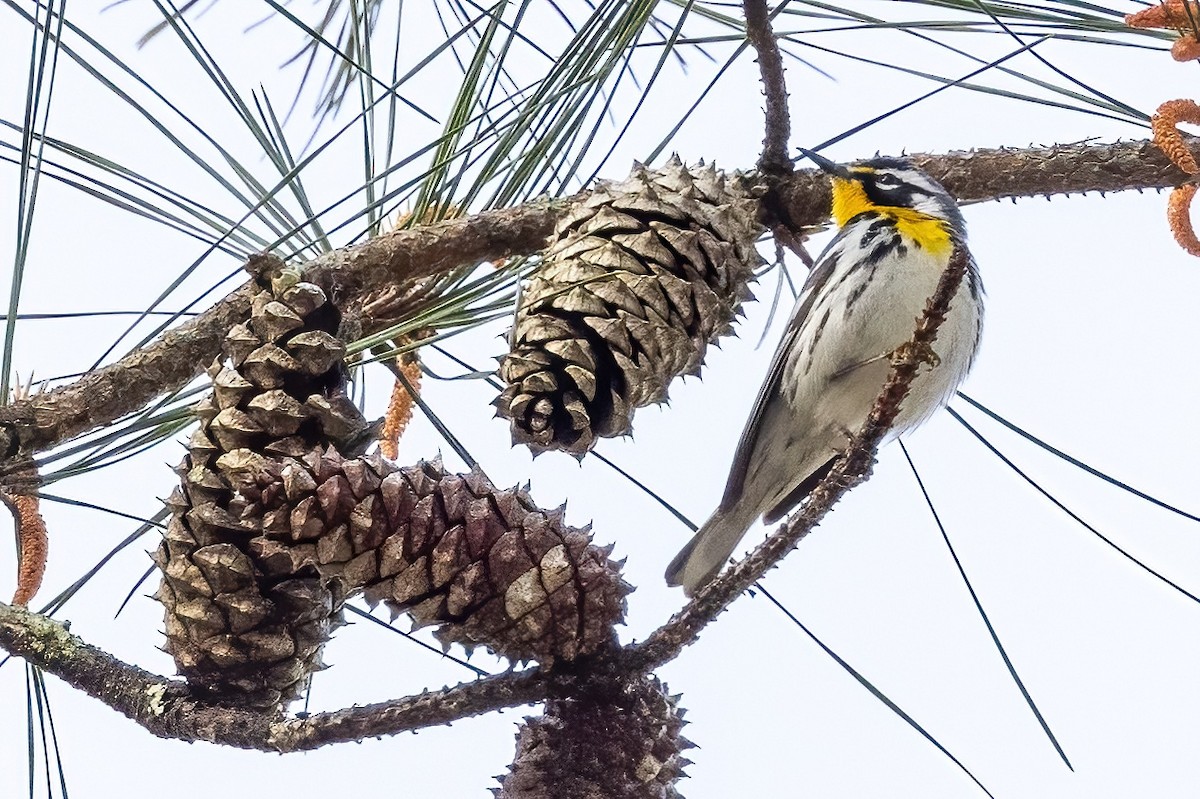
[0,136,1191,749]
[0,199,571,466]
[0,602,552,751]
[743,0,792,174]
[0,138,1188,469]
[0,241,967,746]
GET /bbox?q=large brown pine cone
[157,261,630,707]
[497,157,764,455]
[239,449,629,664]
[154,266,372,707]
[497,677,692,799]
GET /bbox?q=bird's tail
[664,505,758,597]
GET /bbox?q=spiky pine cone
[154,263,373,707]
[497,677,692,799]
[497,157,764,455]
[240,449,629,664]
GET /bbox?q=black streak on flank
[843,273,869,318]
[805,306,833,374]
[811,305,832,349]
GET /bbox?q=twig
[0,198,572,459]
[0,602,549,751]
[771,222,814,267]
[743,0,792,174]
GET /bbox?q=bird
[665,150,984,596]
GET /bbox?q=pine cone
[497,157,764,455]
[158,262,629,706]
[243,449,629,664]
[497,677,692,799]
[154,267,371,707]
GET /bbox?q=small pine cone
[497,157,764,454]
[249,449,629,664]
[155,268,370,707]
[497,677,692,799]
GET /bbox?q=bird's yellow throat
[830,176,954,256]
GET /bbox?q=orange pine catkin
[1153,99,1200,174]
[1124,2,1200,60]
[1125,2,1200,60]
[379,357,422,460]
[1172,34,1200,61]
[1126,1,1197,31]
[1168,183,1200,256]
[8,493,47,606]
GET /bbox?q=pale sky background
[2,2,1200,798]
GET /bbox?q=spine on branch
[496,157,764,455]
[497,676,692,799]
[156,262,629,707]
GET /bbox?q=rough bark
[0,138,1187,467]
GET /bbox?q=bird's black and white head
[800,149,965,236]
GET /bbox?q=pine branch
[743,0,792,174]
[0,241,966,747]
[772,137,1187,230]
[0,136,1187,465]
[0,198,572,464]
[0,602,550,751]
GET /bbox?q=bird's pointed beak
[797,148,853,180]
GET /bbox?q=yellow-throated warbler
[665,150,984,595]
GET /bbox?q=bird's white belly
[785,234,980,442]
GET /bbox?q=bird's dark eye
[874,173,900,187]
